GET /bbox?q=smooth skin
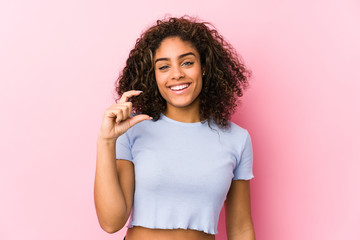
[94,37,255,240]
[95,90,151,232]
[154,37,203,123]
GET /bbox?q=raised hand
[98,90,151,141]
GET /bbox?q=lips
[168,83,191,91]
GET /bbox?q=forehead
[154,36,199,58]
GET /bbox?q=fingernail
[137,90,143,93]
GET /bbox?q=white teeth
[170,84,189,91]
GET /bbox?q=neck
[164,98,201,123]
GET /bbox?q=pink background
[1,0,359,239]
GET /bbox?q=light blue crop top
[115,113,254,235]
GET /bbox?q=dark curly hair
[115,15,251,129]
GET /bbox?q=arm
[94,139,131,233]
[225,180,255,240]
[94,90,151,233]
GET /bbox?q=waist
[125,226,215,240]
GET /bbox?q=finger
[128,114,152,128]
[117,107,130,123]
[104,108,119,119]
[113,103,132,117]
[119,90,143,103]
[114,102,133,120]
[115,110,124,124]
[122,101,132,117]
[114,106,127,122]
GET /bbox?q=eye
[158,65,169,70]
[182,61,194,66]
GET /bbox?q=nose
[171,66,184,80]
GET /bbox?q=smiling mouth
[169,83,191,91]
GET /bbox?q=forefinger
[119,90,143,103]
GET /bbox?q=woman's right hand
[98,90,151,141]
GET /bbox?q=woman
[94,16,255,240]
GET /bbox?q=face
[154,36,203,112]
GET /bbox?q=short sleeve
[115,131,133,161]
[232,130,254,180]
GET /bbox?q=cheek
[155,75,167,95]
[154,72,162,87]
[196,74,203,90]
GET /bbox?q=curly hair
[115,15,251,129]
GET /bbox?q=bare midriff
[125,226,216,240]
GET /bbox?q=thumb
[128,114,152,128]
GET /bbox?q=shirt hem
[127,222,217,235]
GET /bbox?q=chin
[170,103,192,108]
[168,99,198,108]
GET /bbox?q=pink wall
[1,0,359,239]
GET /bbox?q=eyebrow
[154,52,196,64]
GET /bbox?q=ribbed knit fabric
[116,113,254,235]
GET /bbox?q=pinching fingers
[119,90,143,103]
